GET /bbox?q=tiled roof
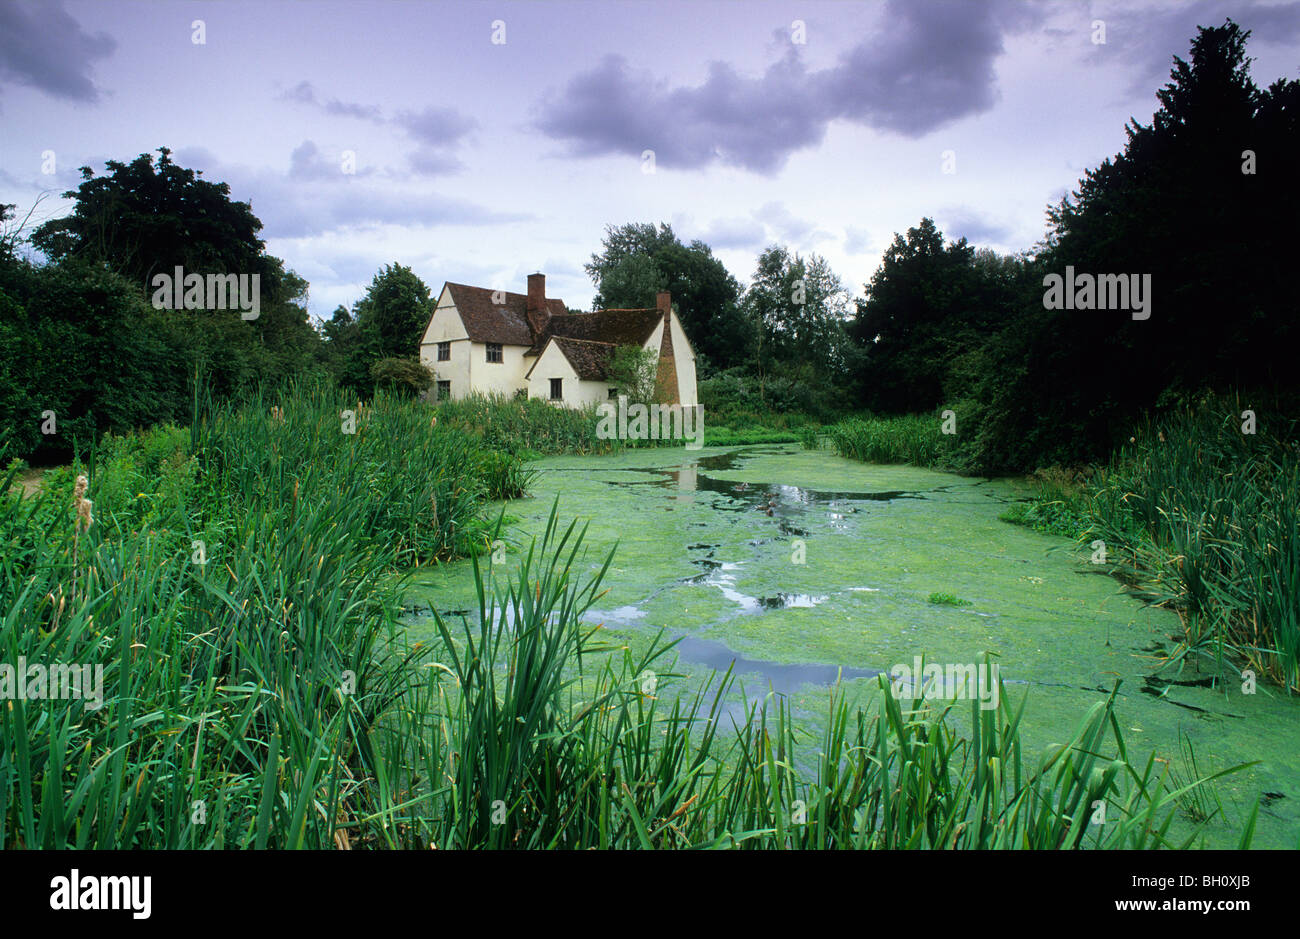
[436,282,666,380]
[532,307,662,353]
[551,337,617,381]
[444,283,567,346]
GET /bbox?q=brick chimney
[526,272,549,338]
[654,291,680,404]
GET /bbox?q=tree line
[3,20,1294,472]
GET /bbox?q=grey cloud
[938,207,1013,245]
[535,0,1043,173]
[1088,1,1300,96]
[697,216,768,250]
[755,201,836,247]
[394,106,478,146]
[282,84,476,176]
[281,81,383,122]
[174,146,525,240]
[844,226,871,255]
[407,147,464,176]
[0,0,114,104]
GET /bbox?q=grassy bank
[824,413,956,466]
[435,392,798,456]
[0,384,524,847]
[1012,404,1298,693]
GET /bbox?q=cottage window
[437,342,450,362]
[437,380,450,401]
[549,378,563,401]
[486,343,503,363]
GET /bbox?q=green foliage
[744,245,852,389]
[827,413,956,467]
[435,393,621,456]
[1,462,1250,846]
[999,400,1298,692]
[31,147,267,288]
[1082,400,1299,692]
[927,592,971,606]
[605,344,658,405]
[354,263,433,362]
[370,356,434,397]
[585,222,753,370]
[843,22,1298,475]
[2,149,328,463]
[797,425,822,450]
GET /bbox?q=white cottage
[418,274,698,406]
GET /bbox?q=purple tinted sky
[2,0,1298,319]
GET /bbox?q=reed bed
[827,413,955,467]
[1080,401,1300,692]
[434,393,620,456]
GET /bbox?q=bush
[370,356,434,397]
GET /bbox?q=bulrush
[71,475,93,606]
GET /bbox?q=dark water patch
[757,592,826,610]
[1139,676,1247,718]
[674,635,881,695]
[610,462,936,508]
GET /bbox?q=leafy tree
[743,245,851,400]
[32,148,268,292]
[956,19,1299,471]
[605,344,658,404]
[27,148,321,397]
[849,218,985,413]
[354,263,433,360]
[584,223,754,369]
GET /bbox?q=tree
[849,218,983,413]
[584,223,754,369]
[32,148,268,291]
[354,263,433,360]
[605,344,658,404]
[743,246,850,400]
[27,148,322,396]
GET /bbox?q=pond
[405,443,1299,848]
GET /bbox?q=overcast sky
[3,0,1298,319]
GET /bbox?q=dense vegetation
[1005,401,1300,693]
[0,400,1247,845]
